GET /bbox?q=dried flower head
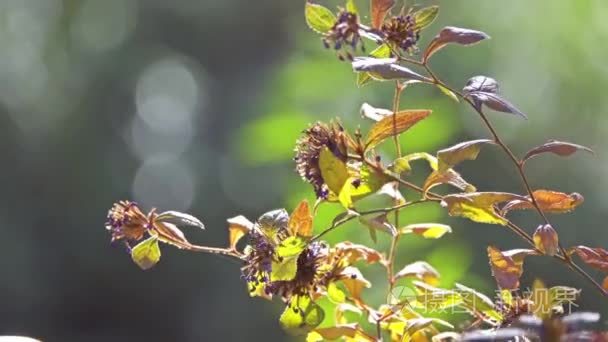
[294,121,349,199]
[322,10,363,61]
[381,14,420,55]
[105,201,150,243]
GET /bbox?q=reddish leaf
[289,199,313,238]
[603,276,608,291]
[423,26,490,62]
[365,109,431,149]
[571,246,608,272]
[501,190,584,215]
[533,224,559,256]
[334,242,384,264]
[370,0,395,29]
[487,246,537,290]
[522,140,594,164]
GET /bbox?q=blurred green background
[1,0,607,340]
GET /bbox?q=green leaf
[131,236,161,270]
[277,236,307,259]
[391,152,438,174]
[305,2,336,34]
[370,43,392,58]
[280,295,325,335]
[338,166,388,208]
[413,6,439,31]
[436,84,459,102]
[271,236,307,282]
[356,72,373,87]
[327,282,346,303]
[319,147,349,195]
[346,0,358,14]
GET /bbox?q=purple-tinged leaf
[463,76,499,94]
[352,57,431,83]
[467,91,528,119]
[522,140,594,164]
[423,26,490,62]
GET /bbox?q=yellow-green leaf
[441,192,526,225]
[327,282,346,304]
[423,169,476,195]
[391,152,438,174]
[345,0,358,14]
[365,110,432,149]
[400,223,452,239]
[436,84,459,102]
[454,283,503,324]
[413,6,439,31]
[305,2,336,34]
[280,295,325,335]
[437,139,495,172]
[131,236,161,270]
[272,236,307,281]
[319,146,349,195]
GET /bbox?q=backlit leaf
[334,242,384,264]
[352,57,431,83]
[308,324,374,342]
[280,294,325,335]
[441,192,526,225]
[394,261,440,285]
[360,102,393,122]
[319,146,349,195]
[131,236,161,270]
[356,72,373,87]
[437,139,495,172]
[529,279,552,320]
[570,246,608,272]
[423,26,490,63]
[533,224,559,256]
[289,200,313,238]
[370,0,395,29]
[423,169,476,195]
[488,246,537,290]
[152,221,191,249]
[345,0,358,14]
[522,140,594,164]
[271,236,307,281]
[340,267,371,302]
[156,211,205,230]
[413,6,439,31]
[227,215,254,250]
[377,182,406,205]
[359,213,397,237]
[327,282,346,303]
[400,223,452,239]
[454,283,503,324]
[467,91,527,119]
[501,190,584,215]
[411,281,463,311]
[365,109,432,149]
[305,2,336,34]
[391,152,438,174]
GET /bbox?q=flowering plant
[105,1,608,340]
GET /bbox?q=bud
[533,224,559,256]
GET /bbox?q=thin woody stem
[387,82,405,295]
[187,244,244,259]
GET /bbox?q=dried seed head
[105,201,150,243]
[294,121,348,199]
[322,10,363,61]
[381,14,420,55]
